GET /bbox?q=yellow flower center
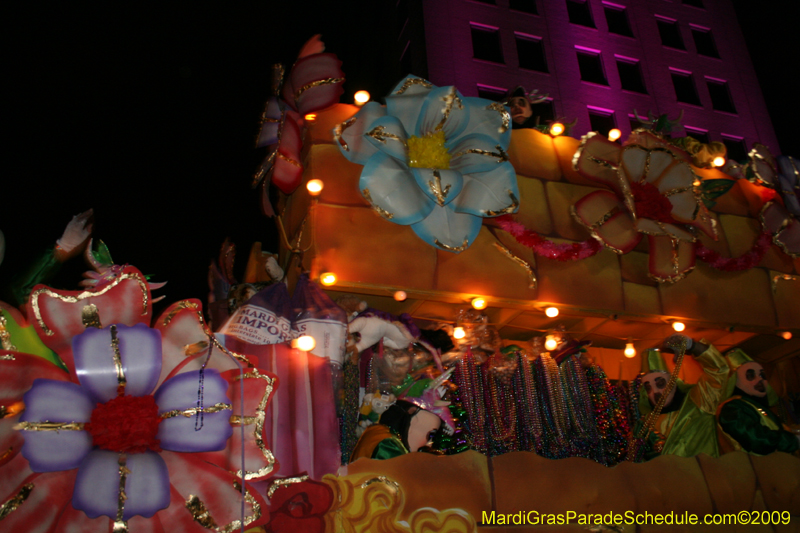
[407,131,451,169]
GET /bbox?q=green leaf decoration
[91,239,114,266]
[700,179,736,208]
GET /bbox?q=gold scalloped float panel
[280,104,800,376]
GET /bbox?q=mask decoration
[407,408,444,452]
[736,361,768,398]
[508,96,532,125]
[642,371,677,407]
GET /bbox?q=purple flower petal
[74,324,162,403]
[20,379,94,472]
[154,370,232,452]
[72,449,169,520]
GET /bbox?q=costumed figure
[632,335,729,460]
[504,86,548,130]
[716,350,800,455]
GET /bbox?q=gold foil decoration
[184,341,209,356]
[362,189,395,220]
[493,242,537,289]
[81,304,102,329]
[110,325,126,394]
[366,125,405,146]
[221,482,262,533]
[434,87,463,132]
[1,401,24,419]
[451,145,509,163]
[428,170,451,206]
[570,205,626,255]
[14,421,85,431]
[0,312,16,351]
[161,301,250,366]
[113,454,130,533]
[266,474,309,498]
[276,151,302,168]
[772,274,798,293]
[185,495,218,529]
[433,238,469,253]
[160,402,232,419]
[333,117,357,151]
[661,185,694,197]
[484,191,519,216]
[30,271,149,336]
[0,354,15,361]
[231,369,277,480]
[590,205,620,229]
[0,447,12,463]
[359,476,401,491]
[0,483,34,520]
[393,77,432,94]
[486,102,510,133]
[293,77,345,103]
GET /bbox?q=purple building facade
[397,0,780,158]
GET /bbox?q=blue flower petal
[454,162,520,217]
[416,86,469,140]
[386,76,436,136]
[411,204,482,252]
[336,101,386,165]
[460,96,512,148]
[411,168,463,207]
[360,153,435,225]
[365,115,408,164]
[448,133,512,175]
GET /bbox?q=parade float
[1,37,799,532]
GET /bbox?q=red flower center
[630,181,676,225]
[85,395,162,453]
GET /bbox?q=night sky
[3,2,798,315]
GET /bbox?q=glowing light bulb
[782,331,793,340]
[545,335,558,351]
[354,90,370,105]
[394,290,407,302]
[672,321,686,332]
[549,122,565,136]
[624,343,636,358]
[304,113,317,121]
[306,179,324,196]
[545,306,559,318]
[292,335,316,351]
[608,128,621,142]
[712,156,726,168]
[471,297,487,310]
[453,327,466,339]
[320,272,337,286]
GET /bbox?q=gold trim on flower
[110,325,126,394]
[0,483,34,520]
[362,189,395,220]
[484,191,519,216]
[434,238,469,252]
[81,304,102,329]
[266,475,310,498]
[333,117,357,152]
[232,369,277,480]
[434,87,464,132]
[569,205,626,255]
[366,126,406,146]
[221,482,261,533]
[0,313,16,351]
[429,170,451,206]
[113,454,130,533]
[276,151,302,168]
[160,402,232,419]
[185,495,218,529]
[486,102,510,134]
[14,421,85,431]
[30,271,149,336]
[293,77,345,103]
[393,77,433,95]
[451,145,509,164]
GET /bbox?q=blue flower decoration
[334,76,517,252]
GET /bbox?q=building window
[682,0,704,8]
[509,0,538,14]
[670,69,700,105]
[567,0,595,28]
[656,17,685,50]
[691,26,719,58]
[471,24,504,63]
[477,84,507,101]
[576,48,607,85]
[471,0,496,4]
[707,78,736,113]
[683,127,710,144]
[516,33,548,72]
[532,99,556,124]
[588,107,617,137]
[722,135,748,163]
[616,56,647,93]
[604,3,633,37]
